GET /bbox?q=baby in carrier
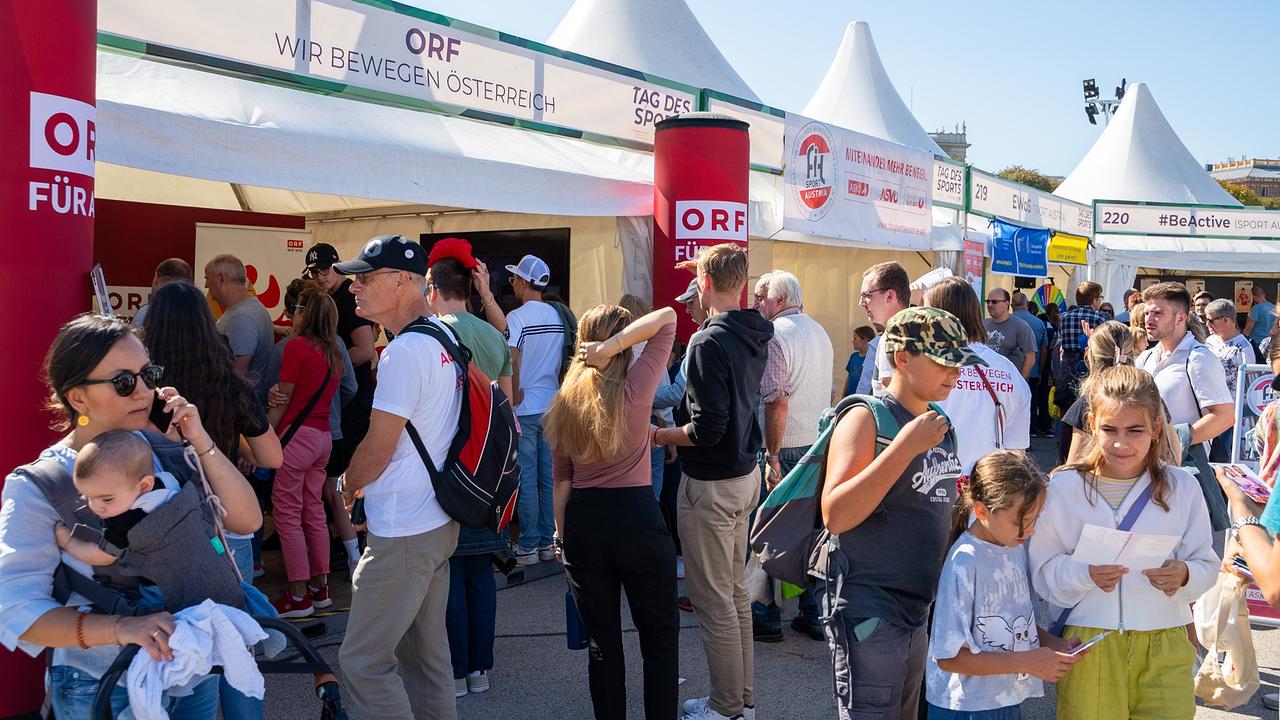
[54,430,245,613]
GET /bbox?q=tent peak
[547,0,760,103]
[802,20,944,156]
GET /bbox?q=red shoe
[308,584,333,610]
[273,592,314,619]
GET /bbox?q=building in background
[930,123,970,162]
[1209,158,1280,199]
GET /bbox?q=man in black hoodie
[654,243,772,720]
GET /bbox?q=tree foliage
[1215,179,1280,208]
[997,166,1060,193]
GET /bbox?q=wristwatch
[1232,515,1263,542]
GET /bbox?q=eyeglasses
[859,288,889,302]
[81,364,164,397]
[354,270,400,285]
[985,299,1008,305]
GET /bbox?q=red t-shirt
[278,337,339,434]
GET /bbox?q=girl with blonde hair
[1029,366,1218,720]
[544,303,678,720]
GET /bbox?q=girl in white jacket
[1028,365,1218,720]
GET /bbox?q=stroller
[91,617,348,720]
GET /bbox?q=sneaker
[790,616,824,641]
[308,584,333,610]
[515,549,540,566]
[272,592,314,619]
[252,563,265,579]
[676,556,685,580]
[538,546,556,561]
[752,621,783,643]
[681,697,751,719]
[466,670,490,694]
[453,676,468,699]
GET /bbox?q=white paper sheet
[1071,524,1180,571]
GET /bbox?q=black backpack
[398,319,521,531]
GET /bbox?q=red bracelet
[75,611,90,650]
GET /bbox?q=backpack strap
[823,395,957,456]
[399,318,471,483]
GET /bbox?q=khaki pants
[339,521,460,720]
[677,469,760,717]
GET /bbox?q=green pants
[1057,624,1196,720]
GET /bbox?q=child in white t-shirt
[927,450,1084,719]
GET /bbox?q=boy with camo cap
[820,307,986,720]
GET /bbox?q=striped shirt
[1094,474,1140,511]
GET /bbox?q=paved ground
[257,437,1280,719]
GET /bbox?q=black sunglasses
[81,364,164,397]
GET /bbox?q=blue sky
[407,0,1275,177]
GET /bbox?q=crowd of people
[3,235,1280,720]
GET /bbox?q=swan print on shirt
[912,447,964,503]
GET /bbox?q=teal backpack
[749,394,955,587]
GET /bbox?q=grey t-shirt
[983,315,1036,373]
[927,531,1044,711]
[834,393,961,628]
[216,297,275,396]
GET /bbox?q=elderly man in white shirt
[1137,282,1235,551]
[1204,298,1256,462]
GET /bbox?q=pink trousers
[273,425,333,583]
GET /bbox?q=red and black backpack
[398,318,520,531]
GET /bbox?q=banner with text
[1047,231,1088,265]
[783,114,933,249]
[1095,201,1280,239]
[969,169,1093,239]
[706,95,784,172]
[963,239,985,299]
[99,0,697,149]
[990,218,1048,277]
[933,159,965,209]
[194,223,311,329]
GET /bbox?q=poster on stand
[783,114,933,249]
[1232,364,1278,472]
[1235,280,1255,313]
[963,240,985,299]
[989,218,1048,277]
[1186,279,1206,298]
[194,223,311,325]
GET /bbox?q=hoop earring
[76,415,90,427]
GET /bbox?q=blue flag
[991,218,1049,276]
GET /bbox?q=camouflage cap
[881,307,987,368]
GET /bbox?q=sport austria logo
[789,121,837,221]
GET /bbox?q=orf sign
[653,114,750,340]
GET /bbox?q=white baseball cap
[505,255,551,287]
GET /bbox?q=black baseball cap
[334,235,427,276]
[304,243,340,271]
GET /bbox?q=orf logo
[788,121,836,221]
[30,92,96,178]
[675,200,748,242]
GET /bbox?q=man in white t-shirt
[923,277,1031,475]
[1137,282,1235,540]
[477,254,566,565]
[858,262,911,397]
[334,235,463,720]
[1204,298,1256,462]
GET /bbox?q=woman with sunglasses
[0,313,263,719]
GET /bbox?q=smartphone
[148,394,173,433]
[1069,631,1111,656]
[1233,555,1254,579]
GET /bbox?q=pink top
[552,323,676,490]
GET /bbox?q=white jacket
[1028,466,1219,632]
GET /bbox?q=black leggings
[564,485,679,720]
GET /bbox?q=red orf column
[0,2,97,714]
[653,113,750,340]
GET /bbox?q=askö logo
[788,121,837,221]
[28,92,96,218]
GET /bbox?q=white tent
[1053,83,1268,299]
[803,22,945,157]
[547,0,759,103]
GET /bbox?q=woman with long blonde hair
[545,303,678,720]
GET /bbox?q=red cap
[427,237,477,269]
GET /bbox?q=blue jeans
[516,413,555,552]
[221,535,266,719]
[445,554,497,678]
[51,666,219,720]
[649,446,665,501]
[927,704,1021,719]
